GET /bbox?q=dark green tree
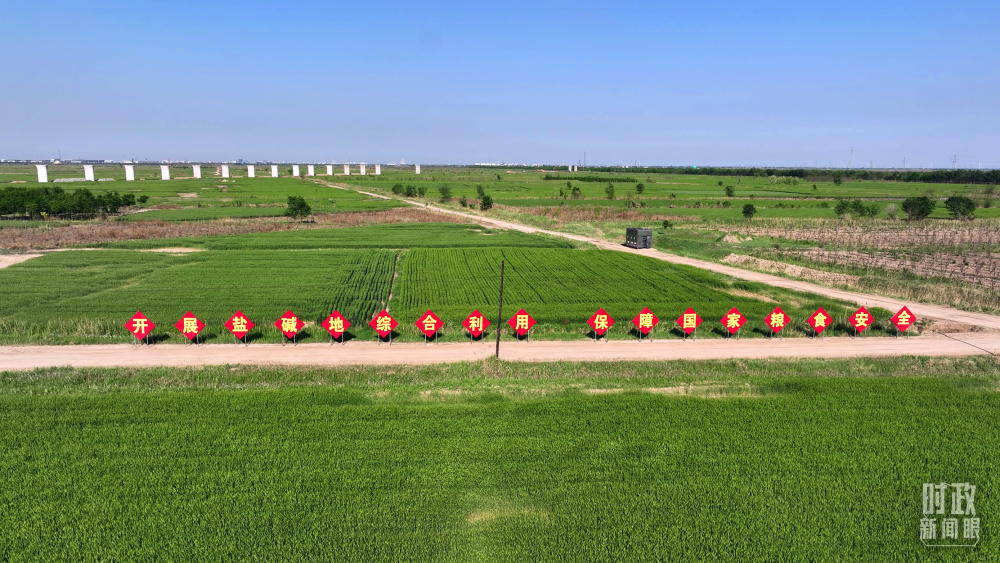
[944,195,976,220]
[479,194,494,211]
[605,184,616,200]
[438,186,452,202]
[635,183,645,194]
[284,195,311,220]
[724,185,735,197]
[742,203,757,221]
[901,196,935,220]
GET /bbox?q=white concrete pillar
[124,165,135,181]
[326,165,333,175]
[36,165,48,183]
[247,165,255,178]
[375,164,381,175]
[221,165,230,178]
[343,164,350,175]
[193,165,202,179]
[359,164,366,175]
[415,164,421,175]
[307,165,315,176]
[84,165,95,181]
[271,165,278,177]
[160,165,170,180]
[292,165,300,176]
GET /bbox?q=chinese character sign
[891,306,916,333]
[507,308,535,336]
[415,310,443,337]
[275,310,305,339]
[631,307,659,335]
[225,311,255,339]
[720,307,746,335]
[587,308,615,336]
[765,306,788,334]
[323,310,351,338]
[126,311,155,340]
[806,307,831,335]
[462,310,491,337]
[850,306,872,334]
[921,482,980,547]
[369,310,397,338]
[174,311,204,341]
[675,307,702,336]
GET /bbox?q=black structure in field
[625,228,652,249]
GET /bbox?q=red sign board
[126,311,155,340]
[765,306,789,333]
[587,308,615,336]
[275,310,305,339]
[225,311,255,339]
[415,310,443,337]
[806,307,832,335]
[720,307,746,335]
[675,307,702,335]
[462,310,491,337]
[369,310,398,338]
[632,307,660,335]
[174,311,204,340]
[890,306,916,333]
[507,308,535,336]
[849,306,872,333]
[323,310,351,338]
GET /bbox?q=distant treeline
[0,187,147,217]
[543,175,638,183]
[580,167,1000,185]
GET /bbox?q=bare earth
[0,254,43,269]
[1,333,996,370]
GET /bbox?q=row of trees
[831,196,979,221]
[0,187,147,218]
[581,166,1000,185]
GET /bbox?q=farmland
[0,223,869,345]
[1,356,997,561]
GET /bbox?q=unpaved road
[382,195,1000,331]
[1,333,996,370]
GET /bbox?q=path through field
[1,332,996,370]
[364,191,1000,331]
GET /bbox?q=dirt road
[382,196,1000,331]
[1,332,995,370]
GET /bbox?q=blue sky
[3,0,998,167]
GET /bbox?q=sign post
[891,306,916,338]
[806,307,831,339]
[174,311,205,345]
[587,308,615,342]
[275,310,305,345]
[765,306,788,339]
[495,260,504,357]
[676,307,702,341]
[507,308,535,342]
[369,310,397,345]
[225,311,254,346]
[849,306,872,338]
[463,310,490,344]
[323,310,351,344]
[126,311,155,346]
[632,307,659,341]
[415,310,443,344]
[720,307,746,339]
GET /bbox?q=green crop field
[1,357,997,561]
[0,224,866,344]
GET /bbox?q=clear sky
[3,0,998,167]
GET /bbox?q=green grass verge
[0,357,997,561]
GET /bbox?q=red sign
[174,311,204,340]
[891,306,916,333]
[126,311,155,339]
[275,310,305,339]
[323,310,351,338]
[849,306,873,333]
[675,307,702,335]
[369,310,398,338]
[462,310,491,337]
[225,311,255,339]
[720,307,746,335]
[765,306,789,333]
[507,308,535,336]
[632,307,660,335]
[806,307,832,335]
[587,308,615,335]
[415,310,443,337]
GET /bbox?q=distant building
[625,228,652,249]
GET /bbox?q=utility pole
[902,157,906,170]
[848,147,853,169]
[495,260,505,358]
[952,154,958,169]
